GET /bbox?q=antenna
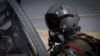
[60,5,63,10]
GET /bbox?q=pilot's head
[45,3,80,34]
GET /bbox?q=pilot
[45,3,100,56]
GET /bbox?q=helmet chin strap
[59,26,81,42]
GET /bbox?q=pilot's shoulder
[72,31,94,38]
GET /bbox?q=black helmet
[45,3,80,32]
